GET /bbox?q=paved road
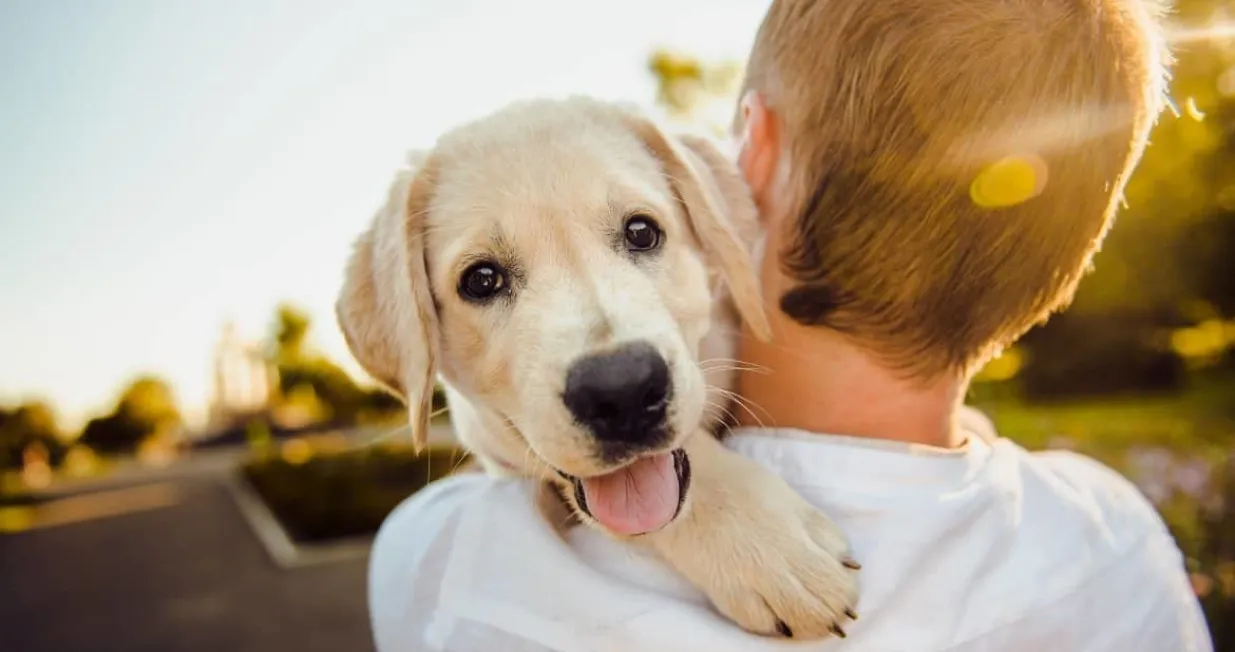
[0,477,374,652]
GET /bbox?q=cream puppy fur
[336,96,859,639]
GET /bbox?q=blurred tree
[1017,308,1190,401]
[78,376,182,455]
[274,303,311,364]
[116,376,182,426]
[648,49,744,133]
[266,303,407,426]
[0,401,66,470]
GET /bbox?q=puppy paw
[644,434,860,639]
[701,502,860,639]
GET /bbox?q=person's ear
[735,91,782,217]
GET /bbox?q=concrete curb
[223,471,373,570]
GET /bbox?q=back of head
[740,0,1171,378]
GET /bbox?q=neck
[734,315,968,449]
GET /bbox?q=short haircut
[738,0,1171,377]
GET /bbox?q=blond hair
[739,0,1172,376]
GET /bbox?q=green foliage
[0,402,65,470]
[266,303,405,426]
[116,376,181,426]
[1198,461,1235,647]
[77,375,181,455]
[273,303,312,363]
[77,414,148,456]
[647,48,743,132]
[242,443,469,542]
[1016,308,1189,400]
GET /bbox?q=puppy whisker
[711,385,773,430]
[699,357,770,374]
[359,423,413,447]
[700,364,770,377]
[518,440,554,480]
[705,400,740,428]
[716,387,770,426]
[447,447,474,476]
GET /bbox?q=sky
[0,0,772,429]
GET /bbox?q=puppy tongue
[581,452,679,536]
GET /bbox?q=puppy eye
[459,262,506,301]
[624,215,663,252]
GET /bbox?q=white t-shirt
[367,408,1212,651]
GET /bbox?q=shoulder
[1019,447,1172,548]
[366,473,646,652]
[984,444,1212,649]
[367,473,485,609]
[962,405,1172,551]
[371,473,494,561]
[367,474,532,652]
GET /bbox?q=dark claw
[845,607,859,620]
[830,623,847,638]
[842,557,862,570]
[775,620,793,637]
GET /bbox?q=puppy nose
[562,341,671,446]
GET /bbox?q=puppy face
[430,111,723,478]
[337,97,769,508]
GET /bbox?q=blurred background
[1,0,1233,650]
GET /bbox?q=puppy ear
[627,118,773,341]
[336,151,441,451]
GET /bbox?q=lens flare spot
[970,156,1047,209]
[1184,96,1206,121]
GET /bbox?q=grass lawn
[970,373,1234,458]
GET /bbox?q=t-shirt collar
[723,406,999,492]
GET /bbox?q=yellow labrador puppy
[337,96,859,639]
